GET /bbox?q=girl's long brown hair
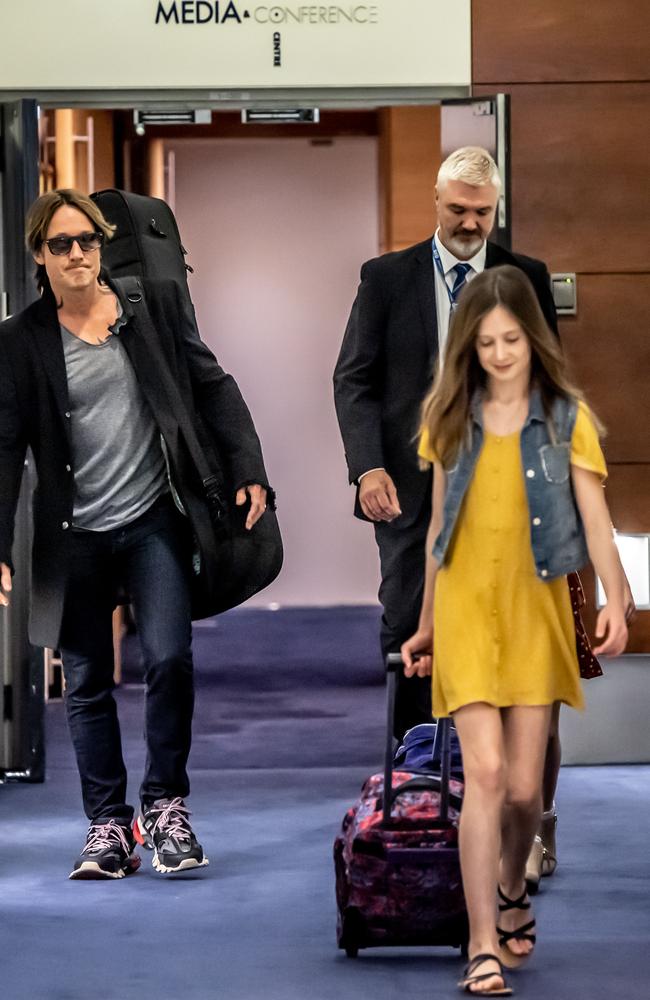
[420,265,592,467]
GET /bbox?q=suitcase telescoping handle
[383,653,455,828]
[383,653,400,827]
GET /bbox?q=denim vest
[433,388,589,580]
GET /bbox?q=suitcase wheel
[339,911,361,959]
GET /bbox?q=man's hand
[359,470,401,522]
[236,484,268,531]
[400,627,433,678]
[0,562,12,608]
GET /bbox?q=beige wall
[170,136,381,606]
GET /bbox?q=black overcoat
[0,278,271,648]
[333,237,558,526]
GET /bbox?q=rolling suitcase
[334,653,468,957]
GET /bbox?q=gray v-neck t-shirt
[61,321,167,531]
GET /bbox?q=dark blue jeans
[59,495,194,825]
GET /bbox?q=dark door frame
[0,98,44,783]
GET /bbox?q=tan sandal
[524,835,543,894]
[540,806,558,877]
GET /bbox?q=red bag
[567,572,603,679]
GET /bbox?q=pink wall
[170,137,381,606]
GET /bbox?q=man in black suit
[334,147,558,740]
[0,189,272,880]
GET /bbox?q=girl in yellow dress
[401,265,628,997]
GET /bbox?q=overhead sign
[0,0,471,91]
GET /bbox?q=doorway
[1,98,508,609]
[174,135,382,605]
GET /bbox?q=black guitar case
[90,189,283,618]
[91,189,192,288]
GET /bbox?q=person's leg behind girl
[540,702,561,873]
[525,702,560,890]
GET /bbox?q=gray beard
[445,233,485,260]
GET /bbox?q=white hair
[437,146,501,191]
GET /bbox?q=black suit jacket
[333,237,558,526]
[0,278,271,647]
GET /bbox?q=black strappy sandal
[497,885,537,968]
[457,953,513,996]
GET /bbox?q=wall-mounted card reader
[551,273,577,315]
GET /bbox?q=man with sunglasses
[0,189,272,879]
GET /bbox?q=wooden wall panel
[472,5,650,651]
[603,465,650,650]
[473,82,650,273]
[378,106,440,252]
[622,616,650,655]
[53,109,75,189]
[52,109,115,193]
[606,465,650,533]
[146,139,166,199]
[574,466,650,650]
[91,111,116,192]
[473,0,650,84]
[559,274,650,462]
[571,466,650,651]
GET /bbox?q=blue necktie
[450,262,471,305]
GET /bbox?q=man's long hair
[420,265,596,468]
[25,188,115,299]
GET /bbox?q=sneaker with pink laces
[69,819,141,880]
[133,797,209,874]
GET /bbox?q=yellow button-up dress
[418,402,606,718]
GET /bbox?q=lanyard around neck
[431,238,472,308]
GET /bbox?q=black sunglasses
[43,231,104,256]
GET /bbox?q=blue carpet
[1,607,648,1000]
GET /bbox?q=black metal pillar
[0,99,43,782]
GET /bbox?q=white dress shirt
[433,229,487,358]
